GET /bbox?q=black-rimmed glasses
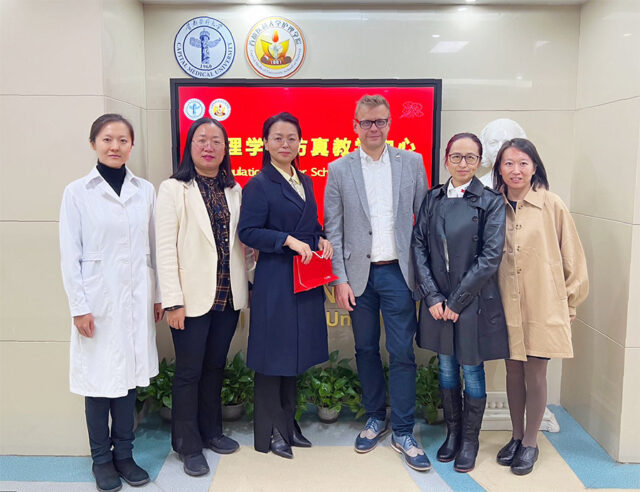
[356,118,389,130]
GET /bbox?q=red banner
[172,80,441,223]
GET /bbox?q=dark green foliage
[416,355,441,424]
[136,358,175,412]
[221,351,254,417]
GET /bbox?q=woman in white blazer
[156,117,254,477]
[59,114,163,492]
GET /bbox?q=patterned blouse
[195,172,232,311]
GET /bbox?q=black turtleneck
[97,162,126,196]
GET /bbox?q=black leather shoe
[92,462,122,492]
[179,452,210,476]
[113,457,150,486]
[205,435,240,454]
[511,445,539,475]
[270,427,293,459]
[292,421,312,448]
[453,394,486,473]
[437,387,462,462]
[497,438,522,466]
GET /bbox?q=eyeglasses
[192,138,225,149]
[448,153,480,165]
[268,136,300,146]
[356,118,389,130]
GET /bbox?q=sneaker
[354,417,389,453]
[205,435,240,454]
[391,433,432,472]
[113,457,150,486]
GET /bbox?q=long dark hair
[492,138,549,192]
[89,113,134,145]
[261,112,302,169]
[172,117,236,188]
[444,132,483,162]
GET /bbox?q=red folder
[293,252,339,294]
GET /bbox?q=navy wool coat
[238,164,329,376]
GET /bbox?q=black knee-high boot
[437,387,462,462]
[454,393,486,473]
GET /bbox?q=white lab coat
[59,166,159,397]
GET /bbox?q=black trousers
[85,389,136,464]
[170,305,239,456]
[253,372,297,453]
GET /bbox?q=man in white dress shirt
[324,95,430,471]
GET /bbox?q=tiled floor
[1,405,639,491]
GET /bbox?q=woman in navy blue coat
[238,112,332,459]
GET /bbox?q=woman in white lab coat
[59,114,163,492]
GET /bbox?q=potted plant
[416,355,442,424]
[305,350,363,423]
[221,351,254,421]
[137,358,175,421]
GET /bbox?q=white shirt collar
[447,179,471,198]
[359,145,389,165]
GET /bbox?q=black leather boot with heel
[437,387,462,463]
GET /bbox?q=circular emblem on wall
[209,99,231,121]
[183,98,205,120]
[174,16,235,79]
[245,17,306,79]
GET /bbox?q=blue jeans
[350,263,417,436]
[438,353,486,399]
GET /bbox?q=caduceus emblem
[189,29,221,65]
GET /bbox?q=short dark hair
[444,132,483,163]
[261,112,302,169]
[171,118,236,188]
[89,114,134,145]
[492,138,549,192]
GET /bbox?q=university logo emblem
[174,16,235,79]
[245,17,306,79]
[209,98,231,121]
[184,98,205,120]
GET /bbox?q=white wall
[561,0,640,463]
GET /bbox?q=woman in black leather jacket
[411,132,509,473]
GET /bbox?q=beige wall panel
[143,5,578,112]
[0,95,105,221]
[104,97,147,179]
[619,347,640,462]
[145,109,173,188]
[561,319,623,460]
[627,225,640,348]
[102,0,146,108]
[0,222,70,342]
[572,214,631,346]
[0,341,88,455]
[0,0,103,95]
[571,98,640,224]
[360,6,579,112]
[576,0,640,109]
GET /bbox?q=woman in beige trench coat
[492,138,588,476]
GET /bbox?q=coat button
[516,245,521,252]
[517,268,522,274]
[366,254,371,259]
[515,224,522,230]
[368,231,372,235]
[472,216,478,222]
[471,197,478,202]
[472,235,479,241]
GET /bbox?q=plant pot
[222,402,245,421]
[317,406,340,423]
[159,406,172,422]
